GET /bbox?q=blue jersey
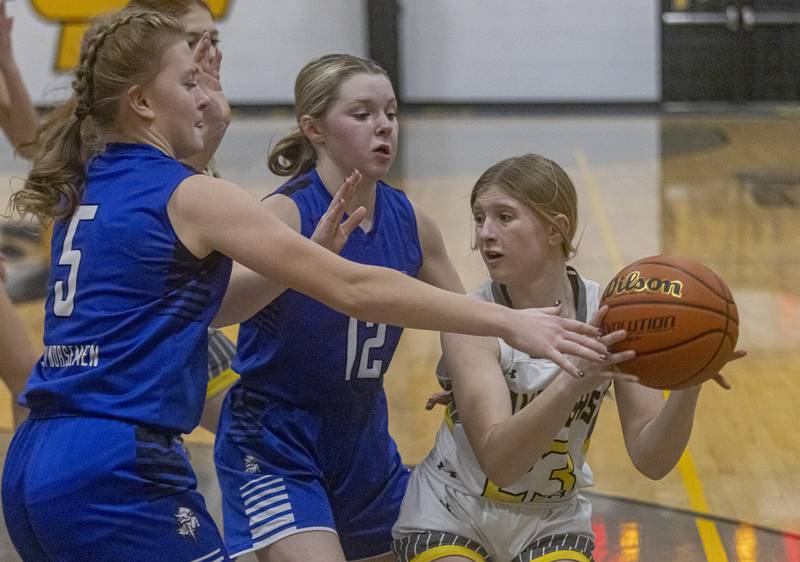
[233,168,423,404]
[21,143,232,434]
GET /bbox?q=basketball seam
[604,301,739,327]
[666,271,736,388]
[627,329,727,357]
[629,259,735,304]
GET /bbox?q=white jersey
[426,267,609,506]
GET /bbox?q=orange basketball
[600,255,738,389]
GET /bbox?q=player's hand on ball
[567,306,639,385]
[707,349,746,389]
[505,303,608,378]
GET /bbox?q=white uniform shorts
[392,461,595,562]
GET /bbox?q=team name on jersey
[40,344,100,368]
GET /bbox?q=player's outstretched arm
[0,0,39,159]
[615,349,745,480]
[446,309,634,486]
[169,175,607,374]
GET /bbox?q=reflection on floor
[588,492,800,562]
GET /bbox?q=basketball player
[126,0,238,432]
[0,0,238,433]
[392,154,746,562]
[1,12,606,559]
[0,252,36,429]
[212,53,479,562]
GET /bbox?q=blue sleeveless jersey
[21,143,232,434]
[233,169,423,404]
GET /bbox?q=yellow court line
[575,149,729,562]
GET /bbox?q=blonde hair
[269,53,390,178]
[10,10,185,222]
[471,154,579,258]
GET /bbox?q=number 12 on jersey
[345,317,387,380]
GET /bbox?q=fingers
[332,170,362,202]
[211,48,223,79]
[603,349,636,367]
[710,373,732,390]
[193,32,212,64]
[547,350,583,378]
[588,305,609,329]
[611,371,640,384]
[341,206,367,237]
[559,317,602,337]
[727,349,747,363]
[598,328,627,347]
[556,339,606,363]
[561,330,607,356]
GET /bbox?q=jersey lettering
[345,318,388,380]
[54,205,98,317]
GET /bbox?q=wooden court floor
[1,111,798,561]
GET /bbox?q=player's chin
[175,137,205,161]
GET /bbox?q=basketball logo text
[602,270,684,300]
[603,315,676,337]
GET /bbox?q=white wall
[6,0,658,106]
[399,0,659,102]
[7,0,367,106]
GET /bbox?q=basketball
[600,255,738,389]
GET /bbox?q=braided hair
[10,9,184,222]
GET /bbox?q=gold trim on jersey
[410,545,486,562]
[532,550,590,562]
[444,402,456,430]
[206,368,240,399]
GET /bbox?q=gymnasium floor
[1,108,799,561]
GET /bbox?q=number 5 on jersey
[345,317,387,380]
[54,205,98,317]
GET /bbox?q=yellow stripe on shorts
[206,368,240,399]
[532,550,591,562]
[411,544,486,562]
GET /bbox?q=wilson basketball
[600,255,738,389]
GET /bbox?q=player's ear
[299,114,325,145]
[549,214,569,246]
[125,84,155,121]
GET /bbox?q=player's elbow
[481,462,521,489]
[475,449,522,488]
[631,455,673,480]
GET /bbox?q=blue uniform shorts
[2,415,229,561]
[214,384,409,560]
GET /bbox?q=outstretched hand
[311,170,368,254]
[192,32,230,130]
[505,303,609,378]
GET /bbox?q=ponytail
[268,127,317,177]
